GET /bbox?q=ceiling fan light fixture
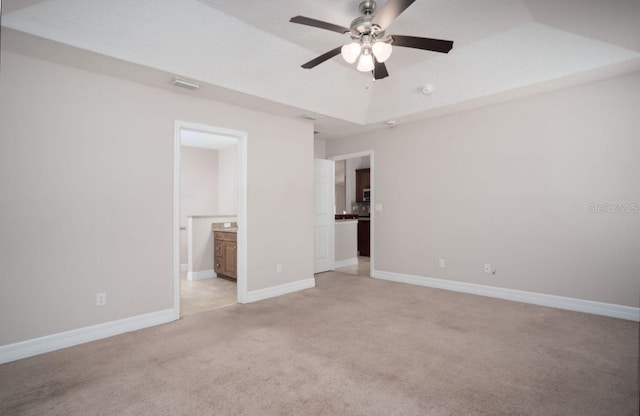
[341,42,362,64]
[372,41,392,63]
[356,50,375,72]
[290,0,455,78]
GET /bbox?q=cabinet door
[223,241,237,279]
[355,168,370,202]
[357,220,370,257]
[214,232,237,279]
[214,240,224,274]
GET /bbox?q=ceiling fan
[290,0,454,80]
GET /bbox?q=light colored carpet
[1,272,638,415]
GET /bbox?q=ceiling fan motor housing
[351,1,384,40]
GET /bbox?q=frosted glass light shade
[356,52,375,72]
[372,41,392,63]
[341,42,362,64]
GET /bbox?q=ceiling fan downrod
[359,0,377,15]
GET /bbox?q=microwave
[363,188,371,201]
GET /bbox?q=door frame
[173,120,249,320]
[329,150,375,275]
[314,158,336,273]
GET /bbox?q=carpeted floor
[1,272,638,416]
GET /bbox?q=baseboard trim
[372,270,640,322]
[246,278,316,303]
[0,308,176,364]
[187,269,216,281]
[334,257,358,269]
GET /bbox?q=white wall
[335,221,357,262]
[0,48,314,346]
[327,71,640,308]
[180,147,219,265]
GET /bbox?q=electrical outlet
[439,258,445,268]
[96,292,106,306]
[484,264,492,274]
[276,264,282,273]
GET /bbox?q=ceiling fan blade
[391,35,454,53]
[371,0,416,31]
[290,16,350,35]
[372,59,389,80]
[301,46,343,69]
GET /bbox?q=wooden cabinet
[358,219,370,257]
[214,231,237,280]
[355,168,370,202]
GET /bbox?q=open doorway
[331,151,374,277]
[173,121,248,319]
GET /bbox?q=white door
[314,159,335,273]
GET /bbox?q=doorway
[330,151,374,277]
[173,121,248,319]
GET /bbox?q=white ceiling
[3,0,640,140]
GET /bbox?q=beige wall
[345,156,370,210]
[217,145,238,215]
[0,49,314,345]
[181,147,219,217]
[327,71,640,307]
[314,138,326,158]
[180,147,219,264]
[335,160,346,214]
[190,217,220,274]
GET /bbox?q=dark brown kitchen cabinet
[214,231,237,280]
[358,219,370,257]
[355,168,370,202]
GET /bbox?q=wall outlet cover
[96,292,107,306]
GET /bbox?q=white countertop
[335,219,358,224]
